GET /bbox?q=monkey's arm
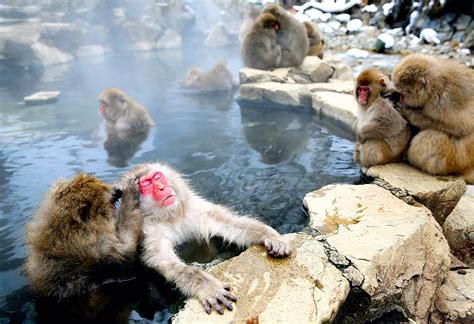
[142,235,236,314]
[207,206,290,258]
[401,107,438,130]
[358,115,404,144]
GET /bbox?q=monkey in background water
[121,162,291,315]
[353,68,411,168]
[392,54,474,183]
[180,62,236,93]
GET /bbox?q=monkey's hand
[263,236,290,258]
[196,272,237,315]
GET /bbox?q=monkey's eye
[141,179,152,187]
[153,172,163,180]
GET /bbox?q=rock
[365,163,466,226]
[442,195,474,265]
[420,28,441,44]
[156,29,182,49]
[38,23,83,52]
[433,270,474,322]
[130,42,156,52]
[30,42,74,66]
[307,81,353,94]
[239,68,294,84]
[329,63,354,81]
[454,14,472,31]
[0,4,40,19]
[204,23,232,48]
[298,56,334,83]
[120,20,162,44]
[75,45,108,57]
[173,233,350,323]
[346,48,370,59]
[303,184,451,322]
[311,91,357,128]
[239,82,310,108]
[334,14,351,23]
[347,19,363,33]
[24,91,61,105]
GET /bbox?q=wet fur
[263,4,309,67]
[353,69,411,167]
[122,162,290,314]
[241,13,282,70]
[392,54,474,182]
[180,62,236,93]
[25,174,143,300]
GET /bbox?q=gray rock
[24,91,60,105]
[298,56,334,83]
[156,29,182,49]
[454,14,472,31]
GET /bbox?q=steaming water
[0,47,359,322]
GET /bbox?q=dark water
[0,46,359,323]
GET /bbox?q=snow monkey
[122,162,291,315]
[303,21,325,59]
[98,88,154,132]
[353,68,411,167]
[25,174,143,301]
[262,4,309,67]
[240,12,282,70]
[179,62,236,93]
[392,54,474,183]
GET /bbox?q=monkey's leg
[359,141,398,167]
[407,129,458,175]
[207,206,290,258]
[142,237,236,314]
[353,142,361,163]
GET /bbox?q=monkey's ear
[79,201,92,222]
[379,78,387,88]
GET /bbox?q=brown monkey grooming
[303,21,325,59]
[179,62,236,93]
[262,4,309,67]
[98,88,154,132]
[240,13,282,70]
[353,68,411,167]
[392,54,474,183]
[122,162,290,315]
[25,174,142,300]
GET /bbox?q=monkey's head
[303,21,314,36]
[258,13,280,31]
[180,68,203,88]
[355,68,389,109]
[98,88,130,121]
[392,54,432,108]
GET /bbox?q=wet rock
[303,184,451,322]
[442,194,474,266]
[239,82,310,108]
[433,270,474,322]
[204,23,232,48]
[24,91,60,105]
[297,56,334,83]
[173,233,350,323]
[365,163,466,226]
[311,91,357,128]
[156,29,182,49]
[307,80,354,94]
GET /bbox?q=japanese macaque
[262,4,309,67]
[121,162,290,315]
[392,54,474,183]
[98,88,154,132]
[353,68,411,167]
[179,62,236,93]
[240,13,282,70]
[25,174,143,301]
[303,21,325,59]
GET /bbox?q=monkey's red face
[272,22,280,31]
[99,100,108,117]
[357,86,370,106]
[139,171,176,207]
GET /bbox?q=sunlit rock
[443,194,474,266]
[311,91,357,128]
[173,233,350,323]
[297,56,334,83]
[303,184,451,322]
[156,29,182,49]
[204,23,232,48]
[366,163,466,226]
[432,270,474,322]
[240,82,310,108]
[24,91,61,105]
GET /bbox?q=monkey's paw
[197,277,237,315]
[263,237,290,258]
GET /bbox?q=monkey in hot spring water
[121,162,291,315]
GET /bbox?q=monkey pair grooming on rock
[26,163,290,315]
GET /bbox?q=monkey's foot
[197,276,237,315]
[263,237,290,258]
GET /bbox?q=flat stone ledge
[311,91,357,129]
[307,81,354,94]
[303,184,451,322]
[366,163,466,226]
[239,82,311,108]
[173,233,350,323]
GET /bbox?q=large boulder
[365,163,466,226]
[304,184,451,322]
[156,29,182,49]
[312,91,357,129]
[173,233,350,323]
[297,56,334,83]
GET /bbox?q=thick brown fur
[303,21,325,59]
[25,174,143,300]
[262,4,309,67]
[98,88,154,132]
[240,13,282,70]
[392,54,474,183]
[179,62,236,93]
[353,68,411,167]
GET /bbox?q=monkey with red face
[121,162,290,315]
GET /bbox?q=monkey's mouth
[160,195,177,207]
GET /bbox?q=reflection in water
[104,128,151,168]
[183,90,236,111]
[241,105,312,164]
